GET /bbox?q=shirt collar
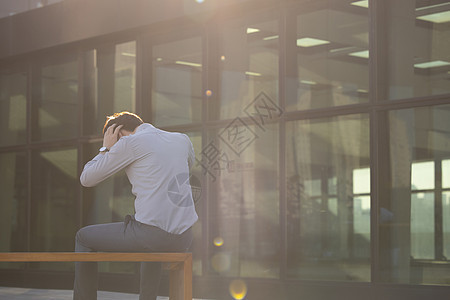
[135,123,154,134]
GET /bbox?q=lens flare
[205,89,212,97]
[211,253,231,272]
[213,237,224,247]
[229,279,247,300]
[184,0,216,23]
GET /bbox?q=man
[74,112,198,300]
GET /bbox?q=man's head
[103,111,143,136]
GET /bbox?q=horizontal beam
[0,0,254,60]
[0,252,191,262]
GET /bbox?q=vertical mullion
[77,50,85,229]
[370,108,380,282]
[135,36,144,117]
[26,62,33,253]
[435,160,443,260]
[321,170,331,257]
[279,3,290,281]
[369,0,385,283]
[97,44,116,121]
[203,22,219,277]
[136,35,152,122]
[369,0,387,105]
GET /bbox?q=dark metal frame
[1,0,450,299]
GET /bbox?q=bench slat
[0,252,193,300]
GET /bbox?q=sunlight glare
[213,237,224,247]
[229,279,247,300]
[211,253,231,272]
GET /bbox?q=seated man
[74,111,198,300]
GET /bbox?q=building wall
[0,0,253,59]
[0,0,450,299]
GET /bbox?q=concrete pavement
[0,287,163,300]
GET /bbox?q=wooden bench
[0,252,192,300]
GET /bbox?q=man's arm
[80,124,133,187]
[80,139,134,187]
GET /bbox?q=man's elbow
[80,173,96,187]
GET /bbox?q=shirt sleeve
[80,138,135,187]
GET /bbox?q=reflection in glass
[206,123,279,278]
[444,192,450,259]
[213,16,278,120]
[353,168,370,194]
[0,72,27,146]
[353,168,370,256]
[152,37,202,127]
[412,161,434,190]
[443,159,450,260]
[34,59,78,141]
[114,41,136,113]
[286,114,370,281]
[384,104,450,284]
[385,1,450,100]
[31,148,78,270]
[411,192,435,259]
[411,161,435,259]
[443,159,450,188]
[83,41,137,136]
[287,2,369,110]
[354,196,370,240]
[0,152,27,269]
[83,144,134,226]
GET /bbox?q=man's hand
[103,124,124,150]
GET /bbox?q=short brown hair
[102,111,143,135]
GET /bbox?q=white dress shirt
[80,123,198,234]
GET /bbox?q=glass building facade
[0,0,449,299]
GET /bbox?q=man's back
[80,123,198,234]
[122,124,198,234]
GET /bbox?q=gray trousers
[73,215,193,300]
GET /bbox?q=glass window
[30,147,78,270]
[385,1,450,100]
[443,159,450,188]
[286,1,369,111]
[286,114,371,281]
[382,104,450,284]
[82,142,134,226]
[0,71,27,146]
[204,122,279,278]
[443,160,450,259]
[81,142,135,274]
[444,192,450,259]
[211,14,279,121]
[151,36,202,127]
[83,41,137,136]
[0,152,28,269]
[33,57,78,141]
[410,161,435,259]
[412,161,435,190]
[411,191,435,259]
[114,41,136,113]
[353,167,371,252]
